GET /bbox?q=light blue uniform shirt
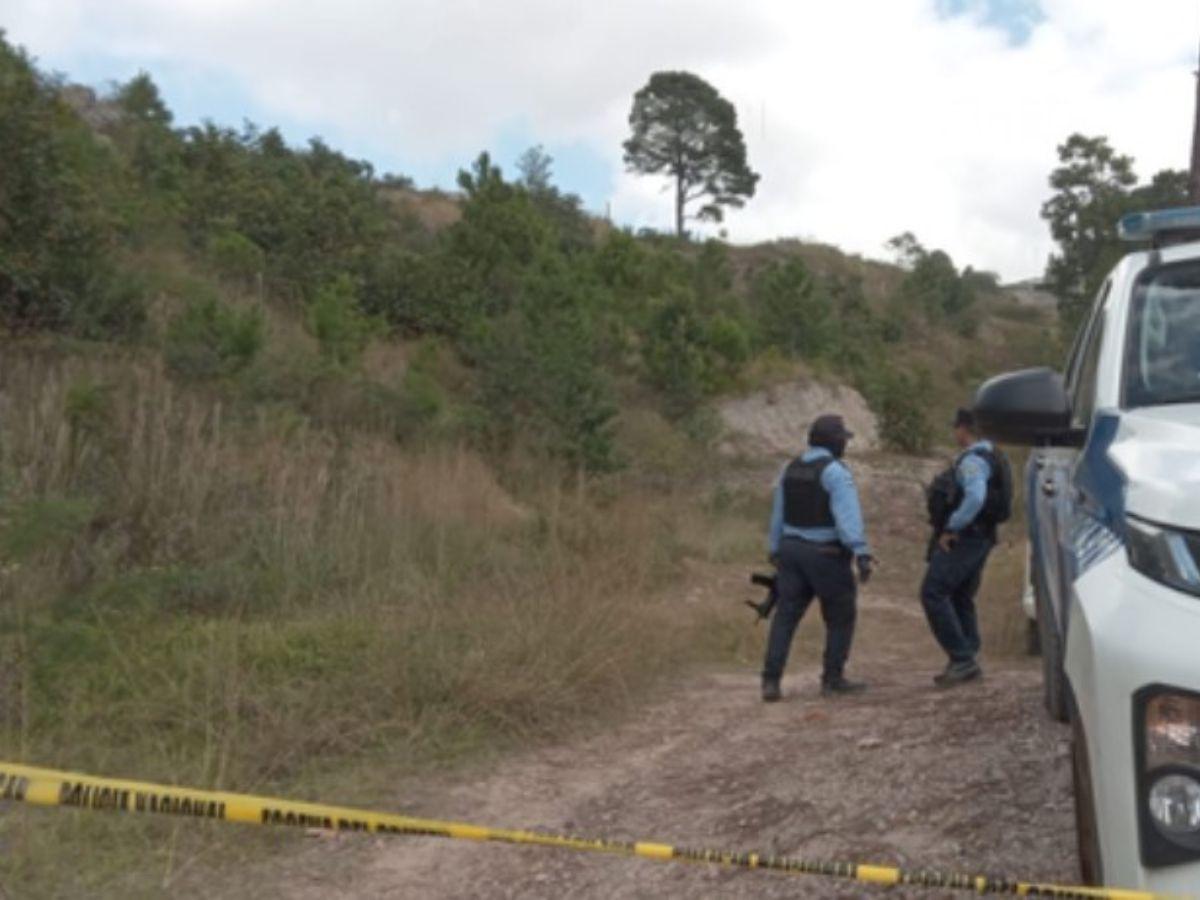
[768,447,870,558]
[946,440,994,533]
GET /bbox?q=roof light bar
[1119,206,1200,244]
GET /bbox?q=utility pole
[1190,39,1200,202]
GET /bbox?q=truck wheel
[1072,714,1104,885]
[1035,574,1068,722]
[1024,616,1041,656]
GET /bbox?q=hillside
[0,33,1062,896]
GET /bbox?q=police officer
[762,414,874,702]
[920,408,1000,687]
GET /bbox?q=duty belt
[784,536,851,558]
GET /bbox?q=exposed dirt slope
[718,379,880,456]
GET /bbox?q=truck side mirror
[973,367,1079,446]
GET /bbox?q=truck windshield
[1124,260,1200,407]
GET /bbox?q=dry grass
[977,533,1033,658]
[379,186,463,232]
[0,332,1044,896]
[0,342,738,897]
[978,445,1036,659]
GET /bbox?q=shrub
[304,275,379,368]
[859,364,933,453]
[892,241,979,324]
[68,269,150,340]
[951,305,981,338]
[470,261,618,472]
[880,373,932,452]
[165,294,265,378]
[0,497,94,562]
[0,37,124,336]
[206,228,265,284]
[749,258,833,358]
[642,295,713,418]
[880,308,907,344]
[393,367,445,440]
[705,313,752,385]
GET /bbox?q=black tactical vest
[782,456,836,528]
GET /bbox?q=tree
[514,145,592,253]
[623,71,759,237]
[1130,168,1190,210]
[906,250,973,320]
[0,32,127,334]
[1041,134,1187,329]
[885,233,979,330]
[1040,135,1136,326]
[305,274,378,368]
[516,144,553,193]
[749,257,832,358]
[470,255,618,471]
[885,232,925,269]
[111,72,183,204]
[448,152,554,316]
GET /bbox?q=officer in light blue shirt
[761,414,874,702]
[920,408,1004,687]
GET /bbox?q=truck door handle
[1041,480,1057,497]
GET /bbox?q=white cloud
[3,0,1199,279]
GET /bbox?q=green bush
[859,365,933,453]
[68,269,149,340]
[206,228,265,284]
[749,258,833,358]
[890,238,979,324]
[0,497,94,562]
[880,307,906,344]
[706,313,751,382]
[304,275,379,368]
[470,259,617,472]
[951,305,981,338]
[879,374,932,452]
[394,367,445,440]
[642,295,714,418]
[0,37,127,336]
[165,294,265,378]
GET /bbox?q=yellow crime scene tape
[0,761,1189,899]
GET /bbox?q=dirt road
[225,454,1079,899]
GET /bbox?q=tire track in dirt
[234,654,1075,899]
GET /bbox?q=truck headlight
[1138,687,1200,866]
[1126,516,1200,596]
[1149,776,1200,835]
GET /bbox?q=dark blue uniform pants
[762,539,857,684]
[920,534,993,663]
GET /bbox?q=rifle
[744,572,778,622]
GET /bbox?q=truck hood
[1109,405,1200,530]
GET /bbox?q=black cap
[809,414,853,445]
[953,407,976,429]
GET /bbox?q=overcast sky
[4,0,1199,280]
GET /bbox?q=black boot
[821,676,867,696]
[934,659,982,687]
[761,678,782,702]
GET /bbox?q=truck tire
[1072,713,1104,885]
[1035,571,1069,723]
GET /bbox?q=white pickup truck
[975,206,1200,892]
